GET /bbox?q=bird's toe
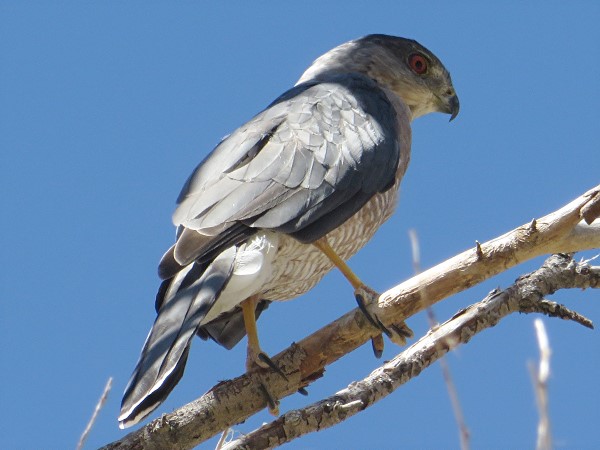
[388,321,414,346]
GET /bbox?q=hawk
[119,34,459,428]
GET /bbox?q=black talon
[297,387,309,396]
[258,352,288,381]
[374,315,393,338]
[355,293,392,337]
[355,293,379,328]
[259,382,278,412]
[371,336,384,358]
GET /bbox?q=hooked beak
[448,94,460,121]
[436,89,460,121]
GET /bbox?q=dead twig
[409,228,469,450]
[77,377,113,450]
[530,319,552,450]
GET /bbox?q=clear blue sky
[2,2,599,449]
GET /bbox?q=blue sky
[2,2,599,449]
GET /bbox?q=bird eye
[408,53,428,75]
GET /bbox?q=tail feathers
[119,247,237,429]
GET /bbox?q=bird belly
[261,185,400,300]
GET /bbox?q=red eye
[409,53,428,75]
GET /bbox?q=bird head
[298,34,459,121]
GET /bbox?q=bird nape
[118,33,459,429]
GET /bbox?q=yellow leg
[313,238,414,350]
[313,238,363,290]
[241,295,282,415]
[313,238,391,356]
[241,295,267,371]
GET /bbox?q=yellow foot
[246,347,288,380]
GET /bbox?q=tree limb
[101,184,600,450]
[221,254,599,449]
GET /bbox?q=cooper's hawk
[119,34,459,428]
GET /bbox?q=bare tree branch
[101,185,600,450]
[78,377,112,450]
[221,254,598,449]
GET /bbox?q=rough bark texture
[101,184,600,450]
[222,255,599,449]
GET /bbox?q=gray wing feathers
[171,72,401,264]
[119,247,237,427]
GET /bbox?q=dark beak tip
[448,95,460,122]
